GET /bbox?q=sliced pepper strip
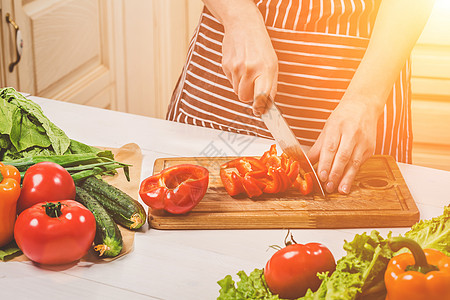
[241,175,264,198]
[220,168,244,196]
[139,164,209,214]
[293,172,314,195]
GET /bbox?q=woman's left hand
[308,95,380,194]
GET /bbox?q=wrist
[339,90,385,119]
[220,2,265,32]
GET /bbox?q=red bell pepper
[385,237,450,300]
[139,164,209,214]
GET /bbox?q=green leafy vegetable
[218,269,281,300]
[404,206,450,256]
[0,87,99,160]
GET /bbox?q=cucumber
[75,186,123,257]
[79,176,147,229]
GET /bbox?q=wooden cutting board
[148,155,419,229]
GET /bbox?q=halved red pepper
[139,164,209,214]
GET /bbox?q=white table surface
[1,96,449,300]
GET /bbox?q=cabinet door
[1,0,20,88]
[8,0,125,110]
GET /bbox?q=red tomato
[17,162,76,214]
[14,200,96,265]
[264,242,336,299]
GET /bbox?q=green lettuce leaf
[404,205,449,256]
[218,269,281,300]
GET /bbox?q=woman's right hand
[217,2,278,116]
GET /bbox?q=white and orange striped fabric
[167,0,412,163]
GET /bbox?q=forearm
[343,0,435,112]
[202,0,264,31]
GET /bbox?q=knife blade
[259,95,326,198]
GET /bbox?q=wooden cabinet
[0,0,126,110]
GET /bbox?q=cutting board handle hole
[359,177,392,190]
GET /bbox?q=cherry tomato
[14,200,96,265]
[17,162,76,214]
[264,242,336,299]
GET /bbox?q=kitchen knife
[259,94,326,198]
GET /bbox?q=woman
[167,0,434,194]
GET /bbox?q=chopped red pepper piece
[260,144,278,164]
[293,172,314,195]
[139,164,209,214]
[242,175,264,198]
[220,168,244,196]
[220,144,314,198]
[286,160,300,183]
[261,168,280,194]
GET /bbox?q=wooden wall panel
[410,0,450,171]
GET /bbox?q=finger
[238,73,256,103]
[307,134,323,166]
[337,149,370,194]
[253,74,274,116]
[325,134,356,193]
[221,56,243,98]
[316,128,341,184]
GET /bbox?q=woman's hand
[308,95,380,194]
[222,19,278,115]
[204,0,278,115]
[307,0,434,194]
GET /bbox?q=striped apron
[166,0,412,163]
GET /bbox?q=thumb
[253,74,273,116]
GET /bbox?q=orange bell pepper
[0,162,21,247]
[385,237,450,300]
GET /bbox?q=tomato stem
[42,202,64,218]
[284,229,297,246]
